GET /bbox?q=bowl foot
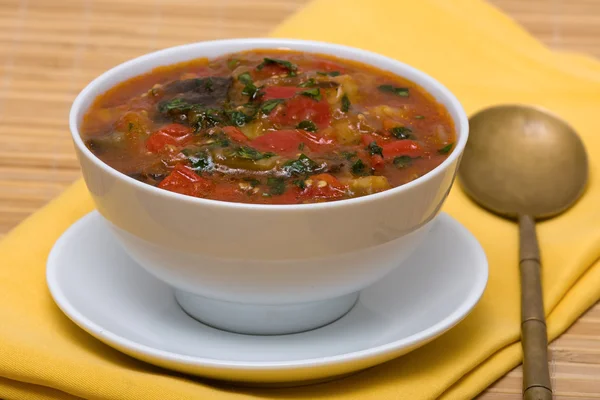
[174,290,359,335]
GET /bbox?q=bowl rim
[69,38,469,211]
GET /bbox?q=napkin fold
[1,0,599,399]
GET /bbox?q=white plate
[46,211,487,384]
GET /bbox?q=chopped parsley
[393,155,413,168]
[341,94,351,113]
[296,120,317,132]
[226,110,253,127]
[256,58,298,77]
[237,72,259,100]
[378,84,409,97]
[206,132,231,148]
[182,149,213,171]
[189,107,223,130]
[390,126,413,140]
[260,99,283,114]
[204,78,214,92]
[317,71,341,77]
[438,143,454,154]
[341,151,357,160]
[298,142,305,151]
[234,146,275,160]
[293,179,307,190]
[227,58,240,70]
[351,159,367,175]
[298,78,316,88]
[158,98,192,114]
[299,87,321,101]
[243,178,260,187]
[283,154,320,176]
[267,177,286,195]
[367,141,383,157]
[414,115,425,119]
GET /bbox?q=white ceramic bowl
[69,38,469,335]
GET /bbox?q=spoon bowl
[458,105,588,219]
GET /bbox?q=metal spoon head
[457,105,588,220]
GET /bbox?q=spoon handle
[519,214,552,400]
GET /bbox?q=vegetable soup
[80,50,456,204]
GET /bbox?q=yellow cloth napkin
[1,0,599,398]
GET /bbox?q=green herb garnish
[188,107,223,130]
[227,58,240,70]
[226,110,253,127]
[414,115,425,119]
[260,99,284,114]
[390,126,413,140]
[127,122,134,132]
[234,146,275,160]
[351,159,367,175]
[393,155,413,168]
[367,141,383,157]
[283,154,320,176]
[237,72,259,99]
[158,98,192,114]
[317,71,341,77]
[256,58,298,77]
[298,78,316,88]
[182,149,213,171]
[296,120,317,132]
[378,84,409,97]
[267,177,286,195]
[293,179,307,190]
[341,151,357,160]
[243,177,260,187]
[438,143,454,154]
[298,142,305,151]
[204,78,214,92]
[341,94,350,113]
[299,88,321,101]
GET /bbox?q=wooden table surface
[0,1,598,399]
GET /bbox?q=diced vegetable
[382,140,423,159]
[332,121,361,144]
[301,173,347,200]
[158,164,214,197]
[349,176,391,196]
[269,94,331,129]
[146,124,193,153]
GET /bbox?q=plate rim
[46,211,488,372]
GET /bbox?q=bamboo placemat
[0,1,598,399]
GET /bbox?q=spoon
[457,105,588,400]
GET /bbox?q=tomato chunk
[222,126,249,143]
[261,86,303,100]
[297,130,335,153]
[382,140,423,159]
[370,154,385,170]
[301,173,347,201]
[251,130,305,155]
[212,182,248,203]
[313,60,346,73]
[146,132,178,152]
[253,64,290,80]
[266,186,302,205]
[269,91,331,129]
[146,123,192,152]
[158,164,213,197]
[159,123,193,137]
